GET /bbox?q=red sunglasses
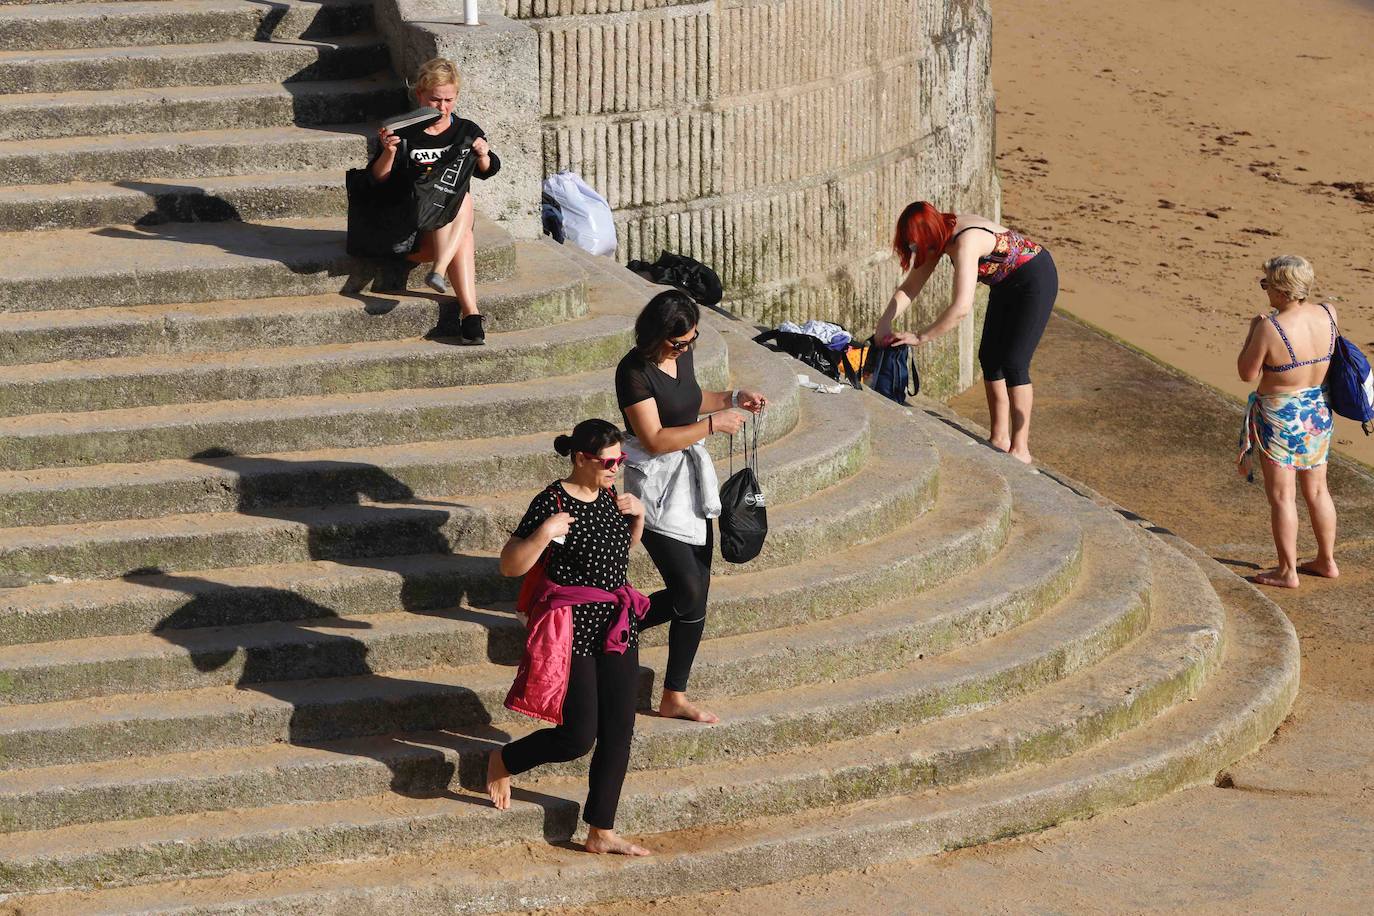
[582,452,627,470]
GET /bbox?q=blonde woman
[371,58,500,344]
[1237,255,1339,588]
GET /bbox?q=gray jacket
[622,436,721,546]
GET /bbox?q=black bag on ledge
[718,418,767,564]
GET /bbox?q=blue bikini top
[1263,304,1336,373]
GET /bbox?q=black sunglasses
[667,330,700,352]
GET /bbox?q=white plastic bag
[542,170,617,256]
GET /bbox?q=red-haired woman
[875,202,1058,464]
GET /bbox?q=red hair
[892,201,957,270]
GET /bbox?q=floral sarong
[1237,386,1332,480]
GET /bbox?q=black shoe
[459,313,487,346]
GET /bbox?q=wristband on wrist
[708,414,714,434]
[731,388,740,409]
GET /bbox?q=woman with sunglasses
[1236,255,1339,588]
[488,418,651,856]
[615,290,768,724]
[875,202,1058,464]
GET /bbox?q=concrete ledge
[375,0,541,236]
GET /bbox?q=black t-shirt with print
[374,116,502,188]
[614,348,703,435]
[514,482,635,657]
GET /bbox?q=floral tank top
[953,226,1044,287]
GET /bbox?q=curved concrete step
[0,0,373,53]
[0,493,1069,831]
[0,366,860,527]
[0,75,406,141]
[0,172,350,233]
[0,238,589,366]
[0,123,368,188]
[0,314,635,417]
[0,216,515,314]
[0,330,731,472]
[0,414,923,586]
[0,516,1216,895]
[81,542,1280,916]
[0,480,1123,775]
[0,36,390,96]
[0,414,965,649]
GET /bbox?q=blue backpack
[1321,304,1374,435]
[861,338,919,405]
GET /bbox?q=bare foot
[1297,557,1340,579]
[1250,567,1300,589]
[658,690,719,724]
[1009,448,1034,465]
[486,748,511,811]
[585,827,651,856]
[990,437,1012,453]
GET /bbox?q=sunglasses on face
[582,452,627,471]
[667,330,700,352]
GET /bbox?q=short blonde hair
[1262,254,1315,301]
[413,58,460,98]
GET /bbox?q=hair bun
[553,434,574,456]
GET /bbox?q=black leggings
[978,249,1058,388]
[499,647,639,830]
[639,525,712,693]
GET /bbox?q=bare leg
[443,195,478,317]
[658,688,718,724]
[984,378,1011,452]
[486,748,511,810]
[1297,464,1339,578]
[1253,458,1300,588]
[585,826,651,856]
[1008,383,1034,464]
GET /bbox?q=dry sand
[991,0,1374,466]
[532,0,1374,912]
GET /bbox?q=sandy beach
[989,0,1374,465]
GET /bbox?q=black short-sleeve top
[614,348,703,435]
[513,482,635,656]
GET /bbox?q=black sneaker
[459,313,487,346]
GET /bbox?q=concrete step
[0,314,635,417]
[0,123,367,187]
[0,368,860,527]
[16,535,1281,916]
[0,416,927,586]
[0,36,390,95]
[0,0,374,53]
[0,172,350,232]
[0,513,1202,895]
[0,410,965,649]
[0,425,957,705]
[0,329,731,472]
[0,75,407,141]
[0,215,515,314]
[0,239,589,366]
[0,489,1071,830]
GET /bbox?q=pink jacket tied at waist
[503,579,650,725]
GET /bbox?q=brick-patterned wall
[507,0,999,398]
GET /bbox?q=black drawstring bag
[718,417,767,563]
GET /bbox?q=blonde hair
[413,58,460,98]
[1262,254,1315,301]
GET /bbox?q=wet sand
[990,0,1374,466]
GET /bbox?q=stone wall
[506,0,999,398]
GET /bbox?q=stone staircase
[0,0,1299,912]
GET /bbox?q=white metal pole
[463,0,479,25]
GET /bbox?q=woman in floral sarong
[1236,255,1339,588]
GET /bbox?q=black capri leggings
[978,249,1058,388]
[500,647,639,830]
[638,525,712,693]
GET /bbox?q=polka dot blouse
[514,482,635,657]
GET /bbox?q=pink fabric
[503,579,650,724]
